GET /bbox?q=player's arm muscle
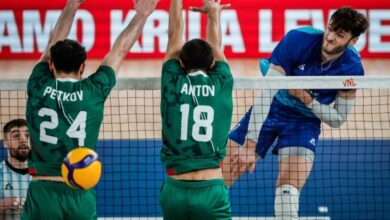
[38,0,84,64]
[101,0,159,74]
[164,0,183,62]
[308,90,356,128]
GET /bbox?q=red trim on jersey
[28,168,37,175]
[166,169,176,176]
[166,162,224,176]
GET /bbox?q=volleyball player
[159,0,233,219]
[224,7,369,219]
[0,119,31,219]
[22,0,159,219]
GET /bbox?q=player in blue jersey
[0,119,31,219]
[223,7,369,219]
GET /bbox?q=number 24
[38,108,87,146]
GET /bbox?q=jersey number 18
[180,104,214,142]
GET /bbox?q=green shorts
[21,180,97,220]
[160,177,232,220]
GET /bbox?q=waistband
[166,161,224,176]
[166,177,225,188]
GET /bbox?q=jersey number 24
[38,108,86,146]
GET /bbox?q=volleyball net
[0,76,389,220]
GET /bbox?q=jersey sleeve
[344,46,365,76]
[161,59,184,88]
[27,62,54,95]
[209,60,233,88]
[269,30,303,74]
[86,65,116,98]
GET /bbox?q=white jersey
[0,160,32,220]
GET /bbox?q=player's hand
[190,0,230,14]
[231,139,257,179]
[0,197,24,213]
[287,89,313,105]
[134,0,160,17]
[68,0,86,5]
[66,0,85,9]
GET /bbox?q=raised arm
[101,0,159,74]
[164,0,184,62]
[191,0,230,62]
[39,0,85,63]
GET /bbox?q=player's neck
[55,72,81,80]
[7,157,28,169]
[321,51,343,64]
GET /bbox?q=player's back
[160,59,233,175]
[26,62,115,176]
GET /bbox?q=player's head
[179,39,214,73]
[50,39,87,77]
[322,7,369,55]
[2,119,30,162]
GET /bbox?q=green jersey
[26,62,116,176]
[160,59,233,175]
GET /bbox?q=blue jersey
[230,27,365,157]
[270,26,364,118]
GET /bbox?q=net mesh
[0,76,389,220]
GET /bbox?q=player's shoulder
[342,46,362,67]
[340,46,364,76]
[281,26,323,54]
[0,160,6,171]
[286,26,323,40]
[162,59,183,75]
[294,26,324,34]
[345,46,362,61]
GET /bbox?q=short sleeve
[208,60,233,88]
[344,46,365,76]
[161,59,185,87]
[162,59,183,76]
[86,65,116,98]
[209,61,232,79]
[269,33,298,74]
[27,62,53,95]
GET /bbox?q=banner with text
[1,0,389,59]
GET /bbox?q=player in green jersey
[160,0,233,219]
[22,0,159,219]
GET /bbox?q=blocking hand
[189,0,230,14]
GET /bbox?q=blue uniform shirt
[229,27,365,157]
[270,26,364,118]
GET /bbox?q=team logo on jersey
[298,64,306,71]
[309,138,316,146]
[5,182,13,190]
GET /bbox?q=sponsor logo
[5,183,13,190]
[310,138,316,146]
[343,78,357,88]
[298,64,306,71]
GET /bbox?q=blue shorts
[229,101,321,158]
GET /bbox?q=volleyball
[61,147,102,189]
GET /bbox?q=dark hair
[50,39,87,73]
[179,39,214,73]
[330,7,369,38]
[3,119,27,134]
